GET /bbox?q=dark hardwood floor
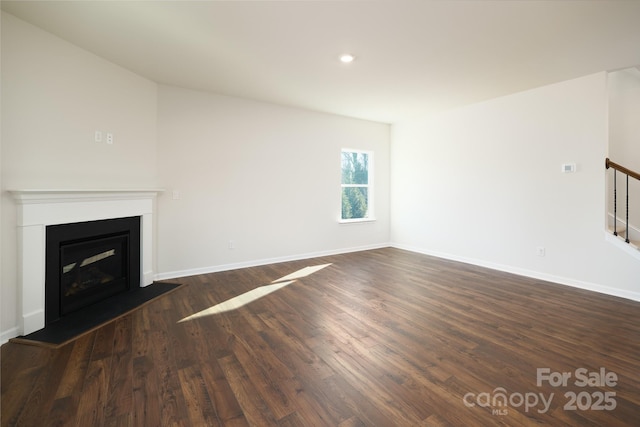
[2,248,639,426]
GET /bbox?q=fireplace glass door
[60,233,129,316]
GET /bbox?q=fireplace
[45,216,141,323]
[10,189,162,336]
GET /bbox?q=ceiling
[3,0,640,124]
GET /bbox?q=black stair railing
[606,158,640,244]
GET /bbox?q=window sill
[338,218,377,224]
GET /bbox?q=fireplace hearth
[46,216,141,324]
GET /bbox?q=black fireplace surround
[45,216,141,324]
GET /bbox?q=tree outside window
[341,150,373,221]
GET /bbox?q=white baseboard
[143,270,155,286]
[607,212,640,240]
[1,326,20,345]
[391,243,640,303]
[23,309,46,336]
[155,243,392,281]
[605,232,640,261]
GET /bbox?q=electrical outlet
[106,133,114,144]
[537,247,546,257]
[228,240,236,250]
[172,190,180,200]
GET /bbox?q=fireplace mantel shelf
[10,189,164,204]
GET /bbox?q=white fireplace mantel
[10,189,163,335]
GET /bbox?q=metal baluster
[626,174,630,243]
[613,169,618,236]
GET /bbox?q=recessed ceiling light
[340,54,355,63]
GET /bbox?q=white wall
[1,13,158,338]
[156,85,390,278]
[391,73,640,300]
[609,68,640,172]
[608,68,640,230]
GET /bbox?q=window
[341,149,373,222]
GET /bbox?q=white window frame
[340,148,375,223]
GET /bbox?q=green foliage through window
[341,150,371,220]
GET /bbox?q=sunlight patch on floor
[178,280,295,322]
[271,263,333,283]
[178,263,332,323]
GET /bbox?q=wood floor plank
[53,333,96,400]
[131,354,161,427]
[104,317,134,421]
[2,248,639,426]
[199,359,248,426]
[73,323,118,427]
[217,353,280,426]
[0,344,51,426]
[228,327,298,420]
[8,344,73,427]
[149,324,191,426]
[47,334,96,426]
[74,358,110,427]
[177,365,221,426]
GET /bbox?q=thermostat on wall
[562,163,576,173]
